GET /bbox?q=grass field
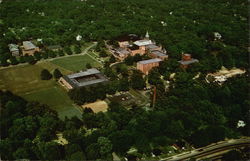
[0,62,71,94]
[50,54,102,72]
[22,86,82,119]
[0,61,81,119]
[0,50,103,119]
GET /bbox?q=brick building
[178,54,199,68]
[150,50,168,60]
[137,58,162,75]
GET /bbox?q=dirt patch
[82,100,108,113]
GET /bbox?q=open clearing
[82,100,108,113]
[22,86,82,119]
[50,54,102,72]
[0,61,81,119]
[0,61,71,94]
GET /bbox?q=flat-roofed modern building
[137,58,162,75]
[150,50,168,60]
[21,41,40,56]
[8,44,20,56]
[59,68,109,90]
[178,54,199,68]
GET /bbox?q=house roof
[116,48,130,55]
[23,41,37,50]
[8,44,19,52]
[151,50,168,57]
[137,58,162,65]
[134,40,153,46]
[178,59,199,65]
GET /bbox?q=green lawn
[0,62,71,94]
[50,54,101,72]
[0,61,81,119]
[21,86,82,119]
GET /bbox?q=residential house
[21,41,40,56]
[8,44,20,56]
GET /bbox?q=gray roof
[116,48,130,55]
[8,44,19,52]
[23,41,37,50]
[151,50,168,57]
[178,59,199,65]
[146,44,159,50]
[134,40,153,46]
[64,68,109,88]
[138,58,162,65]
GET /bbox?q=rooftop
[134,40,153,46]
[63,68,108,88]
[178,59,199,65]
[8,44,19,52]
[23,41,37,50]
[116,48,130,55]
[151,50,168,57]
[138,58,162,65]
[146,44,159,50]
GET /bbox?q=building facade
[137,58,162,75]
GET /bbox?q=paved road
[160,138,250,161]
[0,42,97,70]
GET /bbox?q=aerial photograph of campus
[0,0,249,160]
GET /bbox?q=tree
[37,142,63,160]
[86,143,100,160]
[53,69,63,79]
[42,53,49,59]
[74,45,81,54]
[97,137,113,158]
[40,69,52,80]
[34,52,42,61]
[9,56,19,65]
[86,63,92,69]
[221,150,244,161]
[109,55,116,63]
[58,50,65,56]
[99,49,108,57]
[64,47,73,55]
[130,70,145,90]
[124,55,134,65]
[148,67,163,85]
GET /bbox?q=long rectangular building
[137,58,162,75]
[59,68,109,90]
